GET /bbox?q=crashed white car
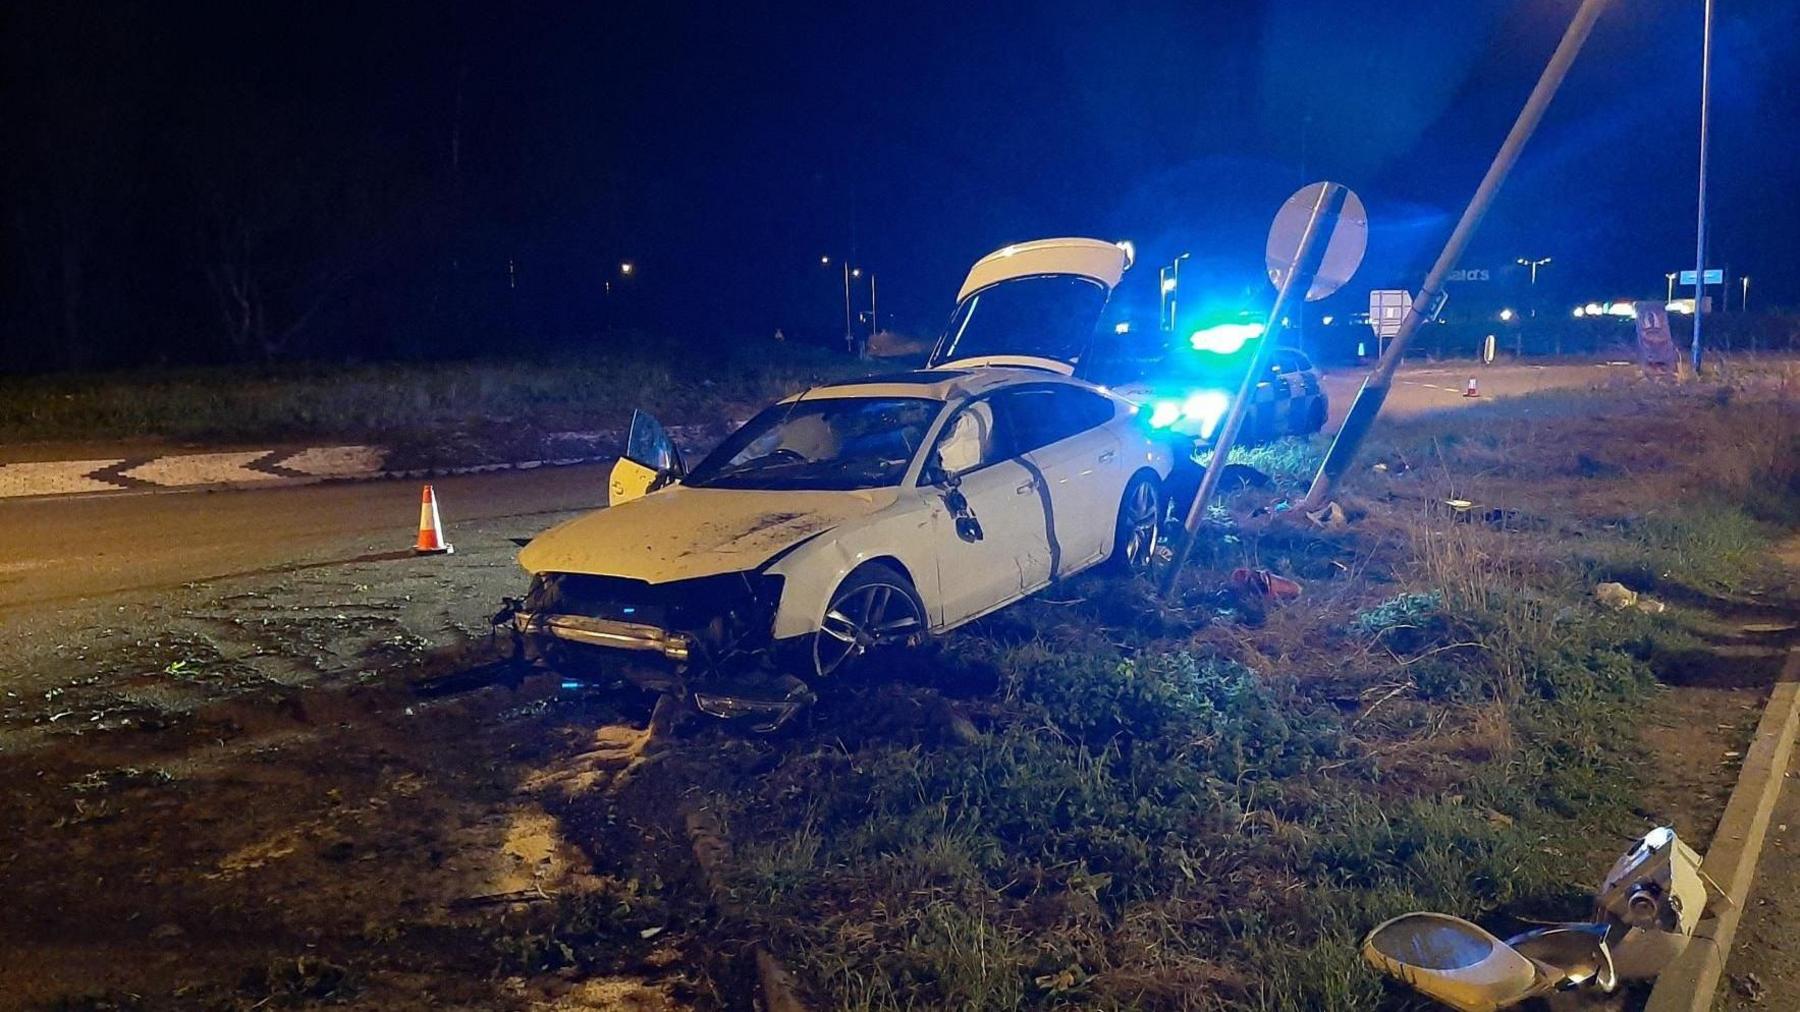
[502,238,1173,725]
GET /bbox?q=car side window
[926,397,1011,480]
[999,386,1115,455]
[1289,351,1314,372]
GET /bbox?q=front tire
[1304,396,1328,435]
[809,563,926,680]
[1109,473,1164,574]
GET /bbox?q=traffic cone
[1463,376,1480,398]
[414,484,454,555]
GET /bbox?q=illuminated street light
[1666,272,1678,302]
[1113,321,1131,335]
[820,255,830,265]
[1741,275,1750,312]
[1515,256,1551,283]
[851,267,862,279]
[1321,315,1334,326]
[1498,307,1515,322]
[619,262,634,276]
[1572,306,1586,318]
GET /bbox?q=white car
[502,238,1173,726]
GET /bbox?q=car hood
[518,484,897,583]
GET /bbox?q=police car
[1104,323,1330,447]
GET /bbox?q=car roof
[780,365,1103,403]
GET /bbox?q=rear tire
[808,563,926,681]
[1109,473,1164,574]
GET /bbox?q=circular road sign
[1265,181,1368,302]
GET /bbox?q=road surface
[0,361,1628,626]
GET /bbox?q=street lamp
[1515,256,1551,284]
[1740,276,1750,312]
[1666,272,1679,303]
[619,262,635,276]
[1498,307,1515,322]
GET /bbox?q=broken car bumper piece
[1363,827,1720,1009]
[692,675,816,733]
[512,610,691,663]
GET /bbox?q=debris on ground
[1594,582,1665,613]
[1363,827,1725,1010]
[1439,498,1477,521]
[1594,582,1639,610]
[1229,567,1303,602]
[1732,971,1768,1003]
[1305,501,1349,528]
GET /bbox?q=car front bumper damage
[495,570,813,731]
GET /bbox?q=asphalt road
[0,361,1625,623]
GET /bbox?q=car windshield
[684,396,941,491]
[931,275,1107,367]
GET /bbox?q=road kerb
[1645,646,1800,1012]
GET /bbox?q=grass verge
[0,341,870,459]
[684,381,1798,1010]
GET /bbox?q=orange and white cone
[414,484,454,555]
[1463,376,1480,398]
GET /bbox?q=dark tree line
[0,2,688,375]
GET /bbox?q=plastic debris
[1306,501,1349,528]
[1594,582,1639,610]
[1229,567,1302,602]
[1363,827,1725,1010]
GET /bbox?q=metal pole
[841,262,853,353]
[1298,0,1610,512]
[1160,183,1347,596]
[867,273,877,359]
[1691,0,1713,375]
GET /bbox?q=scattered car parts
[1362,826,1726,1010]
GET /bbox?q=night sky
[3,1,1794,369]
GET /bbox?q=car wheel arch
[1108,467,1164,552]
[766,524,934,641]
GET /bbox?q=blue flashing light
[1189,321,1266,355]
[1148,400,1181,428]
[1181,390,1231,438]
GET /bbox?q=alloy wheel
[814,580,923,678]
[1121,480,1161,573]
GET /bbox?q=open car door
[924,237,1133,376]
[609,410,685,505]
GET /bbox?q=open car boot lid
[925,237,1132,376]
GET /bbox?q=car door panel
[1023,426,1119,575]
[926,459,1052,627]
